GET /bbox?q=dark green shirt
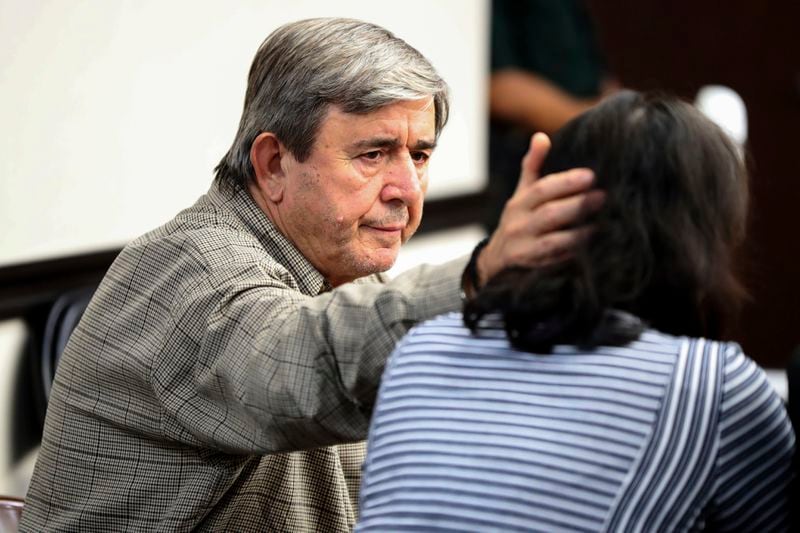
[491,0,607,98]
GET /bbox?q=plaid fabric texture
[21,182,466,531]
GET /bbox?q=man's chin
[373,251,400,272]
[359,248,400,276]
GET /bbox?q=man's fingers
[515,132,551,193]
[524,132,551,181]
[485,152,604,284]
[476,218,594,285]
[528,189,606,235]
[524,226,595,267]
[519,167,597,210]
[478,225,594,284]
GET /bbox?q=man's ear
[250,132,287,203]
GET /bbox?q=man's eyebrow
[349,137,401,151]
[412,139,437,151]
[348,137,437,151]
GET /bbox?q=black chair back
[40,286,95,402]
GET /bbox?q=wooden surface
[588,0,800,367]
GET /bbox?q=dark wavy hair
[465,90,749,352]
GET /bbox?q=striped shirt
[357,312,794,532]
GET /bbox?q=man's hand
[475,132,605,288]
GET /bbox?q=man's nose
[380,153,422,204]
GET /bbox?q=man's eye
[361,151,382,161]
[411,152,430,164]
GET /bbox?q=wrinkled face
[278,98,436,286]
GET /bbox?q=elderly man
[21,18,601,531]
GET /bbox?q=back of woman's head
[466,90,749,351]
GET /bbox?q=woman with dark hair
[357,91,794,532]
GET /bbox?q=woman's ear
[250,132,287,202]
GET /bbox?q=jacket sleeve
[153,250,467,454]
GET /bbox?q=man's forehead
[319,98,436,143]
[325,97,434,123]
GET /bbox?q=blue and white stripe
[357,312,794,532]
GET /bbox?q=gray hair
[215,17,450,189]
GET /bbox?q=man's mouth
[369,225,404,232]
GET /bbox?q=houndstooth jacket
[21,182,466,532]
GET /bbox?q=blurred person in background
[486,0,620,231]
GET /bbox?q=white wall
[0,0,490,267]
